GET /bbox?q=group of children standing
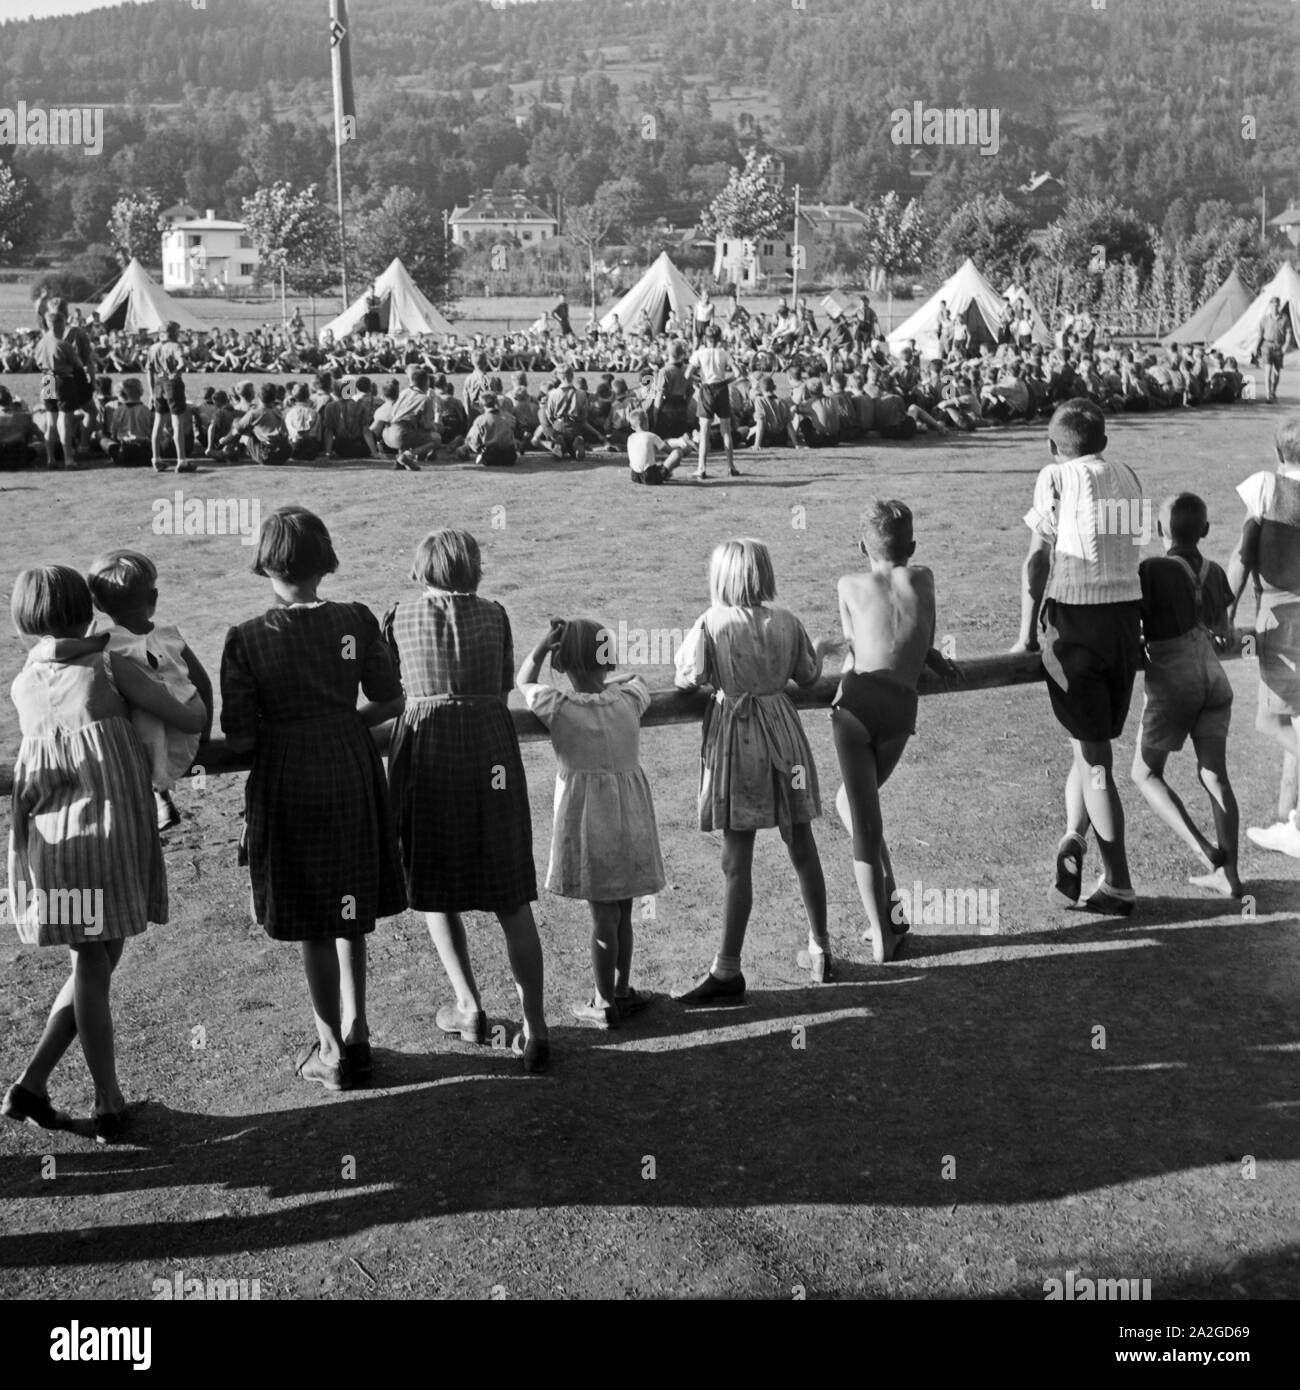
[4,402,1299,1142]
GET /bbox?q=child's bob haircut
[552,617,616,677]
[709,538,777,608]
[87,549,158,615]
[252,506,339,583]
[11,565,94,637]
[861,499,915,562]
[411,528,481,592]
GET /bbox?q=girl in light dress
[518,618,666,1028]
[674,539,840,1001]
[4,565,206,1142]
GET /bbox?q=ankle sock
[712,952,742,981]
[806,934,828,955]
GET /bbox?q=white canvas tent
[96,259,203,333]
[1163,270,1251,347]
[1211,262,1300,360]
[1002,282,1053,347]
[598,252,697,335]
[888,258,1008,357]
[323,258,454,340]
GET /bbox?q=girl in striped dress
[385,528,550,1074]
[3,566,206,1143]
[221,507,407,1093]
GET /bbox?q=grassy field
[1,384,1299,1300]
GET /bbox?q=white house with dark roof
[161,210,260,291]
[448,192,558,248]
[712,210,821,287]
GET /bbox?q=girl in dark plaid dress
[385,528,550,1074]
[221,508,407,1093]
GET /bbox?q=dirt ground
[1,384,1298,1300]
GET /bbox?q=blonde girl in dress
[674,539,839,1001]
[517,618,666,1028]
[3,566,206,1142]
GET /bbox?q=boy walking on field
[831,500,962,963]
[1013,399,1144,915]
[1130,494,1241,897]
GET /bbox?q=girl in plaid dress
[385,528,550,1074]
[4,566,205,1143]
[221,508,407,1093]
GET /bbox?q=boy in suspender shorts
[1130,493,1241,897]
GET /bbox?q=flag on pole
[329,0,356,146]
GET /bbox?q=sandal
[2,1083,68,1131]
[570,998,620,1029]
[293,1041,351,1091]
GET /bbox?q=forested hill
[2,0,1297,243]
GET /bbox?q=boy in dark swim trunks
[831,500,961,963]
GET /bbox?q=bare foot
[1188,867,1243,899]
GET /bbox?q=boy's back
[838,565,935,689]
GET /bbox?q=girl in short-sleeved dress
[518,617,666,1028]
[673,539,834,1004]
[4,565,204,1143]
[385,527,549,1072]
[221,506,406,1092]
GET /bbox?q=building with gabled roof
[449,191,558,248]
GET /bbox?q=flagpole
[336,137,349,305]
[330,0,355,307]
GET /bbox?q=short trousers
[877,416,918,440]
[1255,601,1300,718]
[42,372,92,413]
[832,669,919,745]
[1264,346,1285,370]
[110,438,152,468]
[383,424,435,452]
[153,380,186,416]
[1140,629,1233,752]
[631,463,667,485]
[1040,598,1142,741]
[478,443,517,467]
[331,436,370,458]
[697,381,731,421]
[290,437,320,460]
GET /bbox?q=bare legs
[1066,738,1132,892]
[587,899,633,1008]
[426,907,549,1043]
[18,939,126,1117]
[715,822,827,962]
[832,708,910,961]
[1131,738,1241,896]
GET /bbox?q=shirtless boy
[831,500,961,963]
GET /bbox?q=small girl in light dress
[518,618,666,1028]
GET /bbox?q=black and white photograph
[0,0,1297,1348]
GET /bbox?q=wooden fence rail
[2,636,1255,794]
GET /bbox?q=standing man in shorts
[686,323,741,481]
[1252,297,1293,405]
[1012,398,1144,914]
[32,296,94,469]
[147,320,194,473]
